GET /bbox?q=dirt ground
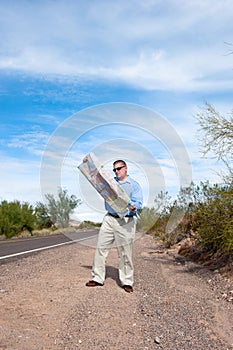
[0,233,232,350]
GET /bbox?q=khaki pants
[91,214,136,286]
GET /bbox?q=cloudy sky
[0,0,233,221]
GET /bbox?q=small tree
[40,188,81,228]
[196,102,233,182]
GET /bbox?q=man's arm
[129,180,143,213]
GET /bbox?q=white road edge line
[0,234,97,260]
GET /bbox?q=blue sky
[0,0,233,222]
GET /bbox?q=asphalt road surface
[0,230,98,261]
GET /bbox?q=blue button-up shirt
[105,175,143,216]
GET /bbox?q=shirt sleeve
[130,179,143,210]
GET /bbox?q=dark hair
[113,159,127,167]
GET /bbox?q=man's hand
[129,204,136,212]
[83,155,88,162]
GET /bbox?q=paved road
[0,230,98,260]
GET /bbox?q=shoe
[86,280,104,287]
[123,285,133,293]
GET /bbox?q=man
[86,159,143,293]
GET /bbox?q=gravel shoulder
[0,233,232,350]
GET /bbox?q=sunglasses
[113,165,125,173]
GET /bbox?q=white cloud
[0,0,232,91]
[7,128,50,156]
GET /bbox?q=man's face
[113,162,127,180]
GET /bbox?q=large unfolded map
[78,153,130,216]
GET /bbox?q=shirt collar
[115,175,131,184]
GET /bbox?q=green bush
[194,184,233,254]
[78,220,101,229]
[145,182,233,255]
[34,202,53,229]
[0,200,35,238]
[136,207,160,233]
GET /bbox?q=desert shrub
[136,207,159,233]
[34,202,53,229]
[144,182,233,255]
[194,184,233,254]
[78,220,101,229]
[0,200,35,238]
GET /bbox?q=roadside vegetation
[137,182,233,256]
[138,103,233,267]
[78,220,101,229]
[0,188,82,239]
